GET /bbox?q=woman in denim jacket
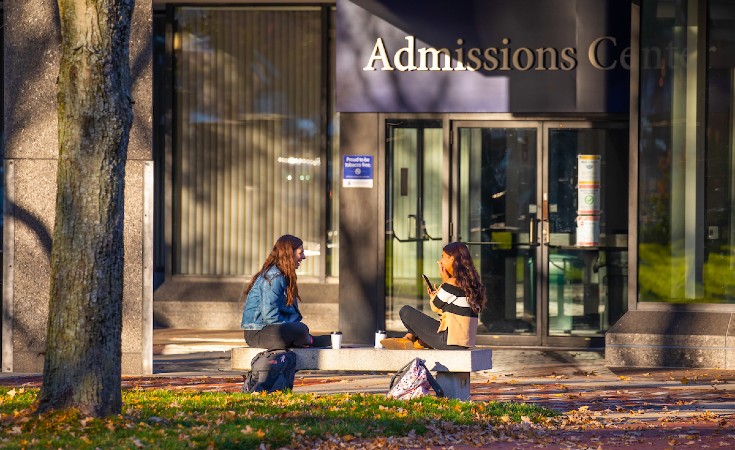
[240,235,330,350]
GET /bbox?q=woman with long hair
[240,235,330,350]
[382,242,486,350]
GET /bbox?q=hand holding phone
[422,274,435,294]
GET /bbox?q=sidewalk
[151,329,735,415]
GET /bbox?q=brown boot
[380,337,414,350]
[413,339,429,349]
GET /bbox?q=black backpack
[242,349,298,393]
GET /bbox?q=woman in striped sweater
[382,242,487,350]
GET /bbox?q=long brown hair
[444,242,486,313]
[242,235,303,306]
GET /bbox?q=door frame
[540,120,629,348]
[379,114,628,348]
[380,115,449,332]
[451,120,544,347]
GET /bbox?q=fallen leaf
[80,417,94,427]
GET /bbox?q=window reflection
[173,7,333,277]
[638,0,735,302]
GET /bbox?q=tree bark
[37,0,135,417]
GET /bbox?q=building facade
[2,0,735,373]
[2,0,154,373]
[606,0,735,367]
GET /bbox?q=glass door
[543,122,629,345]
[452,120,629,347]
[385,119,445,331]
[453,122,541,345]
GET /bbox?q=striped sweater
[430,283,479,347]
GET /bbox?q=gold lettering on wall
[360,35,643,73]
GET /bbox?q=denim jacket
[240,265,302,330]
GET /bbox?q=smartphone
[421,274,433,291]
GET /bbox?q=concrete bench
[231,347,493,400]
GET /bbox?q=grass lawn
[0,386,555,449]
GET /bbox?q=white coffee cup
[331,331,343,349]
[374,330,387,348]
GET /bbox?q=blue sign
[343,155,374,188]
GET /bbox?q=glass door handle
[389,214,441,243]
[408,214,418,240]
[541,194,550,245]
[420,219,442,241]
[529,218,540,246]
[529,219,534,244]
[389,228,428,243]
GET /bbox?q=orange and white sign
[577,154,601,185]
[576,215,600,247]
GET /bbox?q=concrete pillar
[2,0,153,374]
[338,113,381,345]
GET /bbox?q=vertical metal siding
[175,8,324,276]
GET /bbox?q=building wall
[2,0,153,374]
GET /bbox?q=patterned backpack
[387,358,444,399]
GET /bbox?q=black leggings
[243,322,331,350]
[399,305,466,350]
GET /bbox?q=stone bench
[231,346,493,400]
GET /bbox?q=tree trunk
[37,0,135,417]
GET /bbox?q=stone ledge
[606,333,727,347]
[605,344,727,368]
[231,346,493,373]
[605,310,735,369]
[607,310,731,335]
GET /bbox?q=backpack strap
[389,359,415,390]
[418,360,445,398]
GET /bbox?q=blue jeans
[399,305,466,350]
[243,322,331,350]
